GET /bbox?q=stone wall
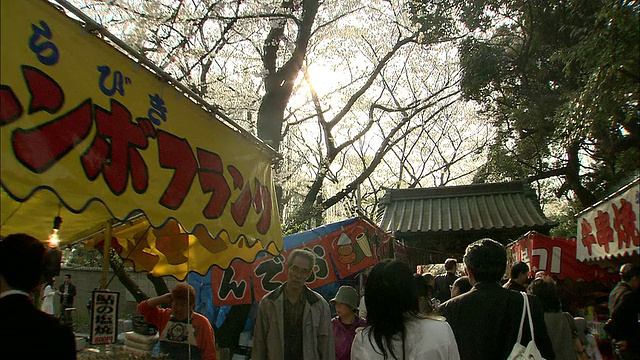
[51,267,179,324]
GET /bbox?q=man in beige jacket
[252,249,335,360]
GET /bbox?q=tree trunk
[107,248,149,303]
[147,273,170,296]
[256,0,320,151]
[565,142,597,208]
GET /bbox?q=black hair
[452,276,472,295]
[422,273,435,286]
[528,278,562,312]
[444,258,457,271]
[510,261,530,279]
[463,238,507,283]
[0,233,46,292]
[413,273,429,298]
[365,259,421,359]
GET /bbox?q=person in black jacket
[438,238,555,360]
[0,233,76,359]
[58,273,77,325]
[434,258,459,303]
[606,263,640,360]
[503,261,529,293]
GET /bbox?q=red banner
[211,218,387,305]
[508,232,617,282]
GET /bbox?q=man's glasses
[289,265,311,276]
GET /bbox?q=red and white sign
[576,179,639,262]
[508,232,617,282]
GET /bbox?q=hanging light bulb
[48,229,60,248]
[48,215,63,248]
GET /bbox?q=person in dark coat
[438,238,555,360]
[606,263,640,360]
[434,258,460,303]
[450,276,472,299]
[0,233,76,359]
[503,261,529,293]
[59,273,77,324]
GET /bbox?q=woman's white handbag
[507,292,545,360]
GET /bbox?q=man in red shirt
[138,283,217,360]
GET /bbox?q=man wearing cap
[606,263,640,360]
[253,249,335,360]
[330,286,367,360]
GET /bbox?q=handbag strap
[516,292,527,343]
[524,292,536,343]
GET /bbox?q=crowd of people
[1,232,638,360]
[250,239,639,360]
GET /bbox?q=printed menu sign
[89,290,120,345]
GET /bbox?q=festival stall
[508,231,617,282]
[0,0,282,350]
[574,177,639,347]
[184,217,397,355]
[508,231,619,353]
[1,0,282,279]
[1,1,283,348]
[199,217,392,306]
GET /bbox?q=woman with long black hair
[351,259,460,360]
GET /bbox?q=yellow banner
[0,0,282,277]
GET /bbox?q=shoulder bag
[507,292,545,360]
[564,313,589,360]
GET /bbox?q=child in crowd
[331,286,367,360]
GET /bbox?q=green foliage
[282,221,310,236]
[65,246,102,267]
[410,0,640,207]
[548,201,581,239]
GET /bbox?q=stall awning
[204,217,392,305]
[1,0,282,279]
[508,231,617,282]
[576,178,639,262]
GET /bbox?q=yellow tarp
[0,0,282,279]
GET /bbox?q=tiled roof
[379,181,557,234]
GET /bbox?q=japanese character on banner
[612,198,639,249]
[593,210,614,253]
[148,93,168,125]
[580,219,597,256]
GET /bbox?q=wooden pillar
[100,220,112,290]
